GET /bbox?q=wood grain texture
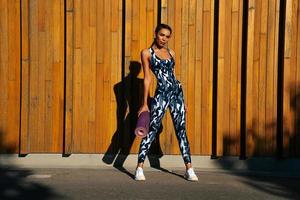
[21,0,64,153]
[66,0,123,153]
[1,0,300,158]
[283,0,300,157]
[217,0,243,156]
[246,0,279,157]
[161,0,214,155]
[123,0,158,154]
[0,0,20,153]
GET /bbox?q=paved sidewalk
[1,166,300,200]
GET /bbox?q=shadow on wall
[102,61,163,176]
[0,132,61,199]
[215,88,300,199]
[288,89,300,156]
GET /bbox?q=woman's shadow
[102,61,169,178]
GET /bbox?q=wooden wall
[1,0,300,158]
[161,0,214,155]
[123,0,158,154]
[0,0,20,153]
[65,0,123,153]
[20,0,65,153]
[283,0,300,157]
[246,0,280,157]
[217,0,243,156]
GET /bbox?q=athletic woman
[135,24,198,181]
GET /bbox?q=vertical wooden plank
[174,0,182,79]
[273,0,280,155]
[131,0,139,60]
[187,0,196,154]
[265,0,277,155]
[65,0,74,154]
[208,0,214,155]
[132,0,139,42]
[257,0,268,155]
[8,0,21,152]
[90,0,96,26]
[95,0,104,152]
[22,0,64,153]
[237,0,243,156]
[101,0,112,152]
[0,0,8,152]
[89,1,97,152]
[44,0,53,152]
[296,0,300,156]
[246,0,262,156]
[0,0,20,153]
[223,0,232,155]
[37,0,46,151]
[202,0,213,155]
[72,0,82,152]
[246,0,255,156]
[229,0,240,155]
[289,0,298,156]
[283,0,292,156]
[96,0,104,64]
[56,0,65,152]
[81,0,89,152]
[109,4,119,155]
[20,0,29,154]
[194,0,203,155]
[28,0,40,152]
[161,0,167,22]
[0,0,7,147]
[139,0,147,51]
[217,0,225,156]
[283,0,299,157]
[250,0,261,156]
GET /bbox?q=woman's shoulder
[141,48,151,58]
[168,48,175,58]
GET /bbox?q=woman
[135,24,198,181]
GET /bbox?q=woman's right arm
[138,49,152,115]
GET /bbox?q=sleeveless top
[149,47,181,93]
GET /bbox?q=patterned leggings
[137,85,191,164]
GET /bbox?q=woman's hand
[138,104,150,116]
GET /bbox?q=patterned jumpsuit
[138,47,191,164]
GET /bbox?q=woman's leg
[169,89,192,166]
[137,94,168,166]
[169,90,199,181]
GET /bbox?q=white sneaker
[184,168,198,181]
[135,167,146,181]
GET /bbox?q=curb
[1,154,300,174]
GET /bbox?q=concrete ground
[1,166,300,200]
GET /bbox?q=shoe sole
[184,175,198,182]
[187,178,198,181]
[135,177,146,181]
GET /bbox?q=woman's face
[155,28,171,47]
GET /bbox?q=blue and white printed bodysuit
[138,47,191,164]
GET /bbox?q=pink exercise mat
[134,111,150,138]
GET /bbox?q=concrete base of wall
[1,154,300,173]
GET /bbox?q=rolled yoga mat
[135,111,150,138]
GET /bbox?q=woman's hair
[155,24,172,35]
